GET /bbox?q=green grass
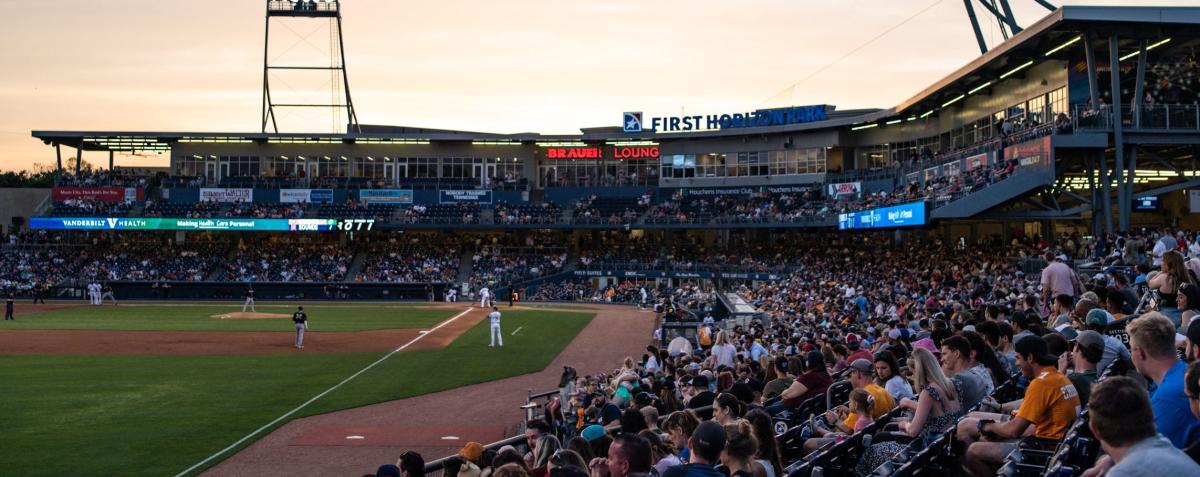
[0,309,593,477]
[0,304,456,332]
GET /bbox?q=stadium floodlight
[941,94,966,108]
[886,119,902,125]
[920,111,934,118]
[472,140,522,146]
[967,81,993,95]
[1120,38,1171,62]
[1044,36,1081,57]
[850,123,878,131]
[536,141,588,147]
[999,60,1034,80]
[907,116,917,122]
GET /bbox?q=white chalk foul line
[174,306,476,477]
[511,326,523,336]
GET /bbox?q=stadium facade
[28,5,1200,239]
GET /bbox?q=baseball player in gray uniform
[292,306,308,349]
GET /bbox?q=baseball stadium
[5,1,1200,476]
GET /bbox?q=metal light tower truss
[962,0,1057,55]
[262,0,360,133]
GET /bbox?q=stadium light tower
[261,0,360,133]
[962,0,1057,54]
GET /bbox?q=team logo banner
[359,189,413,204]
[52,187,144,202]
[827,182,862,197]
[200,188,253,203]
[965,153,988,170]
[31,217,344,232]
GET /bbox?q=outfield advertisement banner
[280,188,334,204]
[359,189,413,204]
[439,189,493,204]
[52,187,144,202]
[837,201,926,230]
[827,182,861,197]
[29,217,363,232]
[199,188,253,203]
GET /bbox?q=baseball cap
[1085,309,1110,328]
[376,464,402,477]
[581,424,607,442]
[1014,335,1056,364]
[847,358,873,374]
[1186,320,1200,347]
[690,421,727,457]
[1075,330,1104,351]
[773,356,789,372]
[845,333,861,348]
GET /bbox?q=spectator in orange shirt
[956,335,1081,477]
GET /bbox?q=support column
[1133,40,1148,128]
[1084,154,1098,237]
[55,144,62,174]
[1109,34,1128,232]
[1099,150,1112,235]
[1084,35,1100,112]
[75,147,83,175]
[108,151,114,171]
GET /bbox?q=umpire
[292,306,308,349]
[5,291,14,320]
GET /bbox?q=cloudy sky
[0,0,1180,171]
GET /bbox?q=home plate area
[290,425,509,447]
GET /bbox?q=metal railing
[1074,103,1200,131]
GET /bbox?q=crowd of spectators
[48,199,133,217]
[78,239,227,282]
[221,240,352,282]
[496,201,563,224]
[56,169,155,188]
[358,235,462,283]
[469,245,567,291]
[376,228,1200,477]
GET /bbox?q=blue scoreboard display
[838,201,927,230]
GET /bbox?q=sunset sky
[0,0,1182,171]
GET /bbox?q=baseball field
[0,302,597,476]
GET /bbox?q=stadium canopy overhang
[31,5,1200,153]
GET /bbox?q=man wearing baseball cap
[660,421,725,477]
[958,335,1081,477]
[803,358,895,455]
[845,333,873,364]
[1064,330,1104,406]
[1084,308,1131,375]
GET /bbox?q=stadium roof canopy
[32,4,1200,152]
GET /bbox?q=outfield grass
[0,309,592,477]
[0,304,456,332]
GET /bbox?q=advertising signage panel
[837,201,926,230]
[30,217,374,232]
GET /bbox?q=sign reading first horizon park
[31,217,376,232]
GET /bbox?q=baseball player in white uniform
[480,286,491,308]
[88,282,100,305]
[488,306,503,347]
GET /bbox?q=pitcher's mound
[212,312,293,320]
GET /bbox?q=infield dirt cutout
[212,311,292,320]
